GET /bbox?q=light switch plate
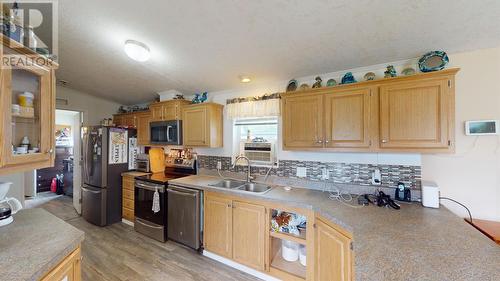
[296,167,307,178]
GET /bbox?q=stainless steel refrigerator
[81,126,137,226]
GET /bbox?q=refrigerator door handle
[81,186,101,194]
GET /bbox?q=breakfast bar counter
[0,208,84,281]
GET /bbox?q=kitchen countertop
[0,208,84,281]
[170,175,500,281]
[121,171,151,177]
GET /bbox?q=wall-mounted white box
[296,167,307,178]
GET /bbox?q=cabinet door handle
[381,139,388,143]
[316,140,323,144]
[46,148,54,154]
[324,140,329,144]
[227,204,231,208]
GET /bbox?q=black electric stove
[133,158,196,242]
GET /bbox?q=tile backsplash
[197,155,422,189]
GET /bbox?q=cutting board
[148,148,165,173]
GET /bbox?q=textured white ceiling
[56,0,500,104]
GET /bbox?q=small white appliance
[421,180,440,208]
[0,182,23,227]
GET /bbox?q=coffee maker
[0,182,23,227]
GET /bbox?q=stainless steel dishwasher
[167,184,203,250]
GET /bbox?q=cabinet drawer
[123,198,134,210]
[123,207,134,221]
[123,179,135,191]
[123,189,134,200]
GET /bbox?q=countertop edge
[31,233,84,281]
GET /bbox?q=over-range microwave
[150,120,182,145]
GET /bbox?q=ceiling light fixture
[124,39,150,62]
[239,76,251,83]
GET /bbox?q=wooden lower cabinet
[41,246,81,281]
[232,200,266,270]
[122,176,135,222]
[315,218,353,281]
[204,193,233,258]
[203,191,354,281]
[121,172,149,222]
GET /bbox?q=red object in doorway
[50,178,57,193]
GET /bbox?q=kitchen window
[233,117,278,166]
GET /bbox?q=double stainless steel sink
[209,179,272,194]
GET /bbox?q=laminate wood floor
[39,196,261,281]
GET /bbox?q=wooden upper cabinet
[113,115,124,126]
[0,38,58,175]
[324,88,372,149]
[315,218,353,281]
[379,77,452,150]
[150,104,164,121]
[281,68,458,153]
[162,102,180,120]
[123,114,136,127]
[136,112,151,145]
[282,93,324,149]
[204,193,233,259]
[232,201,266,271]
[150,100,190,121]
[182,103,223,147]
[113,113,137,127]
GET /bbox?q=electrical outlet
[371,168,382,185]
[296,167,307,178]
[322,168,329,180]
[216,161,222,170]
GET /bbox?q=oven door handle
[135,182,165,192]
[135,218,164,229]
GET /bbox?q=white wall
[422,47,500,221]
[56,86,123,125]
[0,173,25,207]
[194,59,422,166]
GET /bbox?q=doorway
[27,109,83,213]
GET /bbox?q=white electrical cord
[323,181,365,209]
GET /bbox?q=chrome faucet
[233,155,253,182]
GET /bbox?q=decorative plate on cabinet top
[326,78,337,87]
[299,83,310,90]
[401,67,416,76]
[418,51,449,72]
[363,72,376,81]
[286,79,298,92]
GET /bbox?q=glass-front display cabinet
[0,35,57,174]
